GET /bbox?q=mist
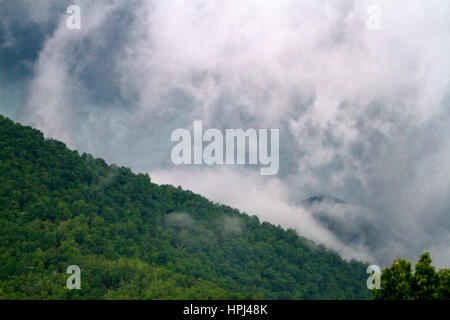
[0,0,448,267]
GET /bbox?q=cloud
[152,166,375,263]
[221,215,244,236]
[166,212,195,230]
[0,0,449,267]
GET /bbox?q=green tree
[373,258,412,300]
[373,253,449,300]
[410,252,439,300]
[0,114,373,300]
[436,269,450,300]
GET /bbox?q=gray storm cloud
[0,0,449,267]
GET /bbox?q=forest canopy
[372,253,449,300]
[0,114,372,299]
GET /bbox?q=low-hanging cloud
[0,0,449,267]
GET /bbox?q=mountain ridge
[0,114,370,299]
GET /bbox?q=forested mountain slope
[0,114,370,299]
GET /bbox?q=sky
[0,0,449,267]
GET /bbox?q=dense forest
[0,114,372,299]
[372,253,449,300]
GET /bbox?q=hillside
[0,114,370,299]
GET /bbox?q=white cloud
[5,0,449,266]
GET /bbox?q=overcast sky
[0,0,449,267]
